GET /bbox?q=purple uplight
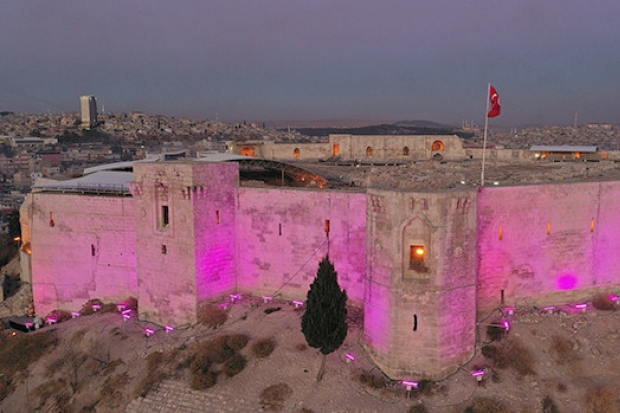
[575,303,587,312]
[165,325,175,333]
[292,300,304,308]
[122,309,133,316]
[71,311,81,318]
[92,304,102,311]
[262,296,273,303]
[47,317,58,324]
[345,353,356,361]
[116,303,127,312]
[145,328,155,337]
[230,293,243,302]
[401,380,419,389]
[504,306,515,316]
[122,313,131,322]
[472,369,485,377]
[610,294,619,302]
[502,320,510,330]
[557,274,578,290]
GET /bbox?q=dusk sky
[1,1,619,126]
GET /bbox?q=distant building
[79,95,98,130]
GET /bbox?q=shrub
[585,386,618,413]
[197,302,228,328]
[252,338,276,358]
[260,383,293,412]
[226,334,250,351]
[46,309,71,323]
[80,298,105,316]
[481,338,536,377]
[592,293,616,311]
[194,335,236,364]
[542,396,560,413]
[464,397,512,413]
[358,372,385,389]
[550,335,578,364]
[224,354,247,377]
[190,370,217,390]
[486,323,506,342]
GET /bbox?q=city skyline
[1,1,619,127]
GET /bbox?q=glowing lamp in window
[409,245,428,273]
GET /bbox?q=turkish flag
[488,85,501,118]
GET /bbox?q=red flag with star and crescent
[487,85,501,118]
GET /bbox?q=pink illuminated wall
[30,193,137,316]
[236,188,367,305]
[477,181,620,313]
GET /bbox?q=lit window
[403,147,409,156]
[333,144,340,156]
[410,245,428,272]
[293,148,300,158]
[366,147,373,157]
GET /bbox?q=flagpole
[481,83,490,187]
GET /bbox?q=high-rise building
[79,95,97,130]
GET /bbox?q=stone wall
[29,193,137,317]
[477,181,620,315]
[236,187,367,305]
[329,134,467,161]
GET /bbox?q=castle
[19,134,620,380]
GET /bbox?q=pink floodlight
[116,303,127,312]
[145,328,155,337]
[401,380,419,390]
[345,353,356,362]
[92,304,102,311]
[262,296,274,303]
[472,369,485,381]
[502,320,510,330]
[610,294,620,302]
[165,325,175,333]
[219,302,230,309]
[122,313,131,322]
[47,317,58,324]
[71,311,81,318]
[575,303,587,312]
[543,305,555,313]
[292,300,304,308]
[504,306,515,316]
[230,293,243,302]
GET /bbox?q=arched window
[431,141,445,152]
[241,146,256,157]
[293,148,300,158]
[366,146,373,157]
[403,147,410,156]
[333,144,340,156]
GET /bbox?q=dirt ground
[1,291,620,413]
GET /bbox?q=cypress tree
[301,255,348,381]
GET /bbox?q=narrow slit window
[413,314,418,331]
[91,244,96,257]
[279,223,282,236]
[499,225,503,240]
[324,220,330,237]
[547,221,551,236]
[161,245,167,255]
[591,218,595,232]
[161,205,169,228]
[216,210,220,224]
